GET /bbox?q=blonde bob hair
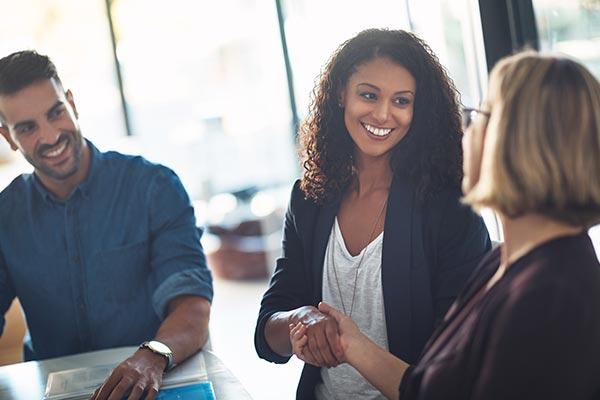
[463,51,600,228]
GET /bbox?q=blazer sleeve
[472,284,600,400]
[432,189,491,323]
[254,181,313,363]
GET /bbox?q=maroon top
[400,233,600,400]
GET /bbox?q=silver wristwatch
[139,340,174,371]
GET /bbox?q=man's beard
[26,130,84,181]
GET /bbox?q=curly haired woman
[255,28,491,400]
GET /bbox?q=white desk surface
[0,346,252,399]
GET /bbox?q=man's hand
[90,348,167,400]
[290,306,343,368]
[89,295,210,400]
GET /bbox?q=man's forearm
[153,295,211,365]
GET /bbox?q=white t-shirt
[315,218,388,400]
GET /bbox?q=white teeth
[44,141,67,158]
[363,123,392,137]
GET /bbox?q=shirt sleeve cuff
[152,268,214,320]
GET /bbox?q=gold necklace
[331,195,388,317]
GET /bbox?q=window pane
[110,0,296,199]
[533,0,600,253]
[410,0,503,241]
[279,0,411,118]
[533,0,600,78]
[408,0,486,108]
[0,0,126,145]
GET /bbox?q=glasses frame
[461,107,491,130]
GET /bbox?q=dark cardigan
[400,233,600,400]
[255,177,491,399]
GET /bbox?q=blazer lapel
[382,176,415,361]
[311,198,340,303]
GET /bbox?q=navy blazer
[254,177,491,399]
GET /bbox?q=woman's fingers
[318,302,344,322]
[289,323,309,358]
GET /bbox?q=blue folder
[156,381,215,400]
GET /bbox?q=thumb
[318,302,344,322]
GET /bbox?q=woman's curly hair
[299,28,463,204]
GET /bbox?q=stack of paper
[44,352,212,400]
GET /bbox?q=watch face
[147,340,171,355]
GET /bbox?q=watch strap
[139,340,173,372]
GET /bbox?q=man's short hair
[463,51,600,228]
[0,50,61,96]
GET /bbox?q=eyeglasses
[461,107,490,130]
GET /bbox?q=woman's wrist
[344,330,373,366]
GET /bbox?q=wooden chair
[0,299,26,365]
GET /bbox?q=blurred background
[0,0,598,398]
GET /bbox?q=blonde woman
[292,51,600,399]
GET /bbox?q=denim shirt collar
[32,139,102,204]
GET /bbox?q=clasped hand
[289,302,363,368]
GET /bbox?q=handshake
[288,302,364,368]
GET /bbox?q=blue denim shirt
[0,141,213,360]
